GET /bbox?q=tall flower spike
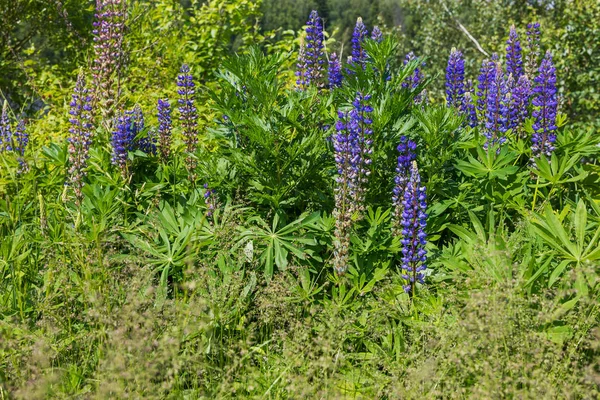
[476,54,498,117]
[13,119,29,173]
[157,98,172,161]
[511,74,531,137]
[531,51,558,162]
[525,22,541,79]
[67,74,94,205]
[349,92,373,214]
[392,136,417,235]
[328,52,343,88]
[295,43,309,89]
[400,161,427,296]
[91,0,126,122]
[506,25,524,79]
[402,52,426,104]
[350,17,368,69]
[130,105,157,155]
[371,26,383,43]
[484,63,510,151]
[332,111,361,275]
[0,103,11,152]
[111,112,133,177]
[445,48,465,108]
[462,80,478,128]
[177,64,199,181]
[303,10,326,88]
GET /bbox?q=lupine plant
[525,22,541,79]
[531,51,558,161]
[296,10,326,89]
[66,73,94,204]
[392,136,417,234]
[445,48,465,108]
[350,17,369,69]
[157,98,172,162]
[0,102,11,152]
[328,52,343,88]
[483,63,509,151]
[506,25,524,79]
[177,64,199,181]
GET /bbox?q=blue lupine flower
[129,105,156,155]
[0,103,11,152]
[445,48,465,108]
[531,51,558,160]
[13,119,28,173]
[111,113,134,176]
[476,55,498,117]
[296,10,326,89]
[67,73,94,204]
[506,25,524,79]
[371,26,383,43]
[203,183,216,218]
[392,136,417,234]
[350,92,373,209]
[157,98,172,161]
[328,52,343,88]
[402,52,426,104]
[332,110,360,275]
[462,80,478,128]
[296,44,309,88]
[484,63,510,151]
[350,17,369,69]
[177,64,199,180]
[511,74,531,136]
[525,22,541,78]
[400,161,427,295]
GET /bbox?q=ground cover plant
[1,1,600,398]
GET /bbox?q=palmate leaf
[455,146,519,180]
[530,199,600,290]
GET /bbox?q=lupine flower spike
[350,92,373,213]
[531,51,558,163]
[525,22,541,79]
[476,54,498,118]
[462,80,478,127]
[332,110,360,275]
[506,25,524,79]
[204,183,216,219]
[402,52,426,104]
[296,10,326,89]
[484,63,510,151]
[0,102,11,152]
[511,74,531,137]
[111,112,134,177]
[328,52,343,88]
[349,17,368,69]
[400,161,427,296]
[177,64,199,181]
[92,0,126,122]
[445,48,465,108]
[371,26,383,43]
[67,73,94,205]
[157,98,172,162]
[392,136,417,235]
[13,119,28,173]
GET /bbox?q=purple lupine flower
[332,111,360,275]
[506,25,524,79]
[371,26,383,43]
[0,103,11,152]
[296,44,309,88]
[476,55,498,117]
[531,51,558,161]
[157,98,172,161]
[91,0,126,120]
[177,64,199,180]
[328,52,343,88]
[111,112,134,176]
[484,63,510,151]
[349,92,373,212]
[392,136,417,234]
[400,161,427,296]
[203,183,216,218]
[402,52,426,104]
[462,80,478,128]
[13,119,28,173]
[511,74,531,136]
[350,17,369,69]
[67,74,94,204]
[297,10,326,89]
[525,22,541,79]
[445,48,465,108]
[129,105,157,155]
